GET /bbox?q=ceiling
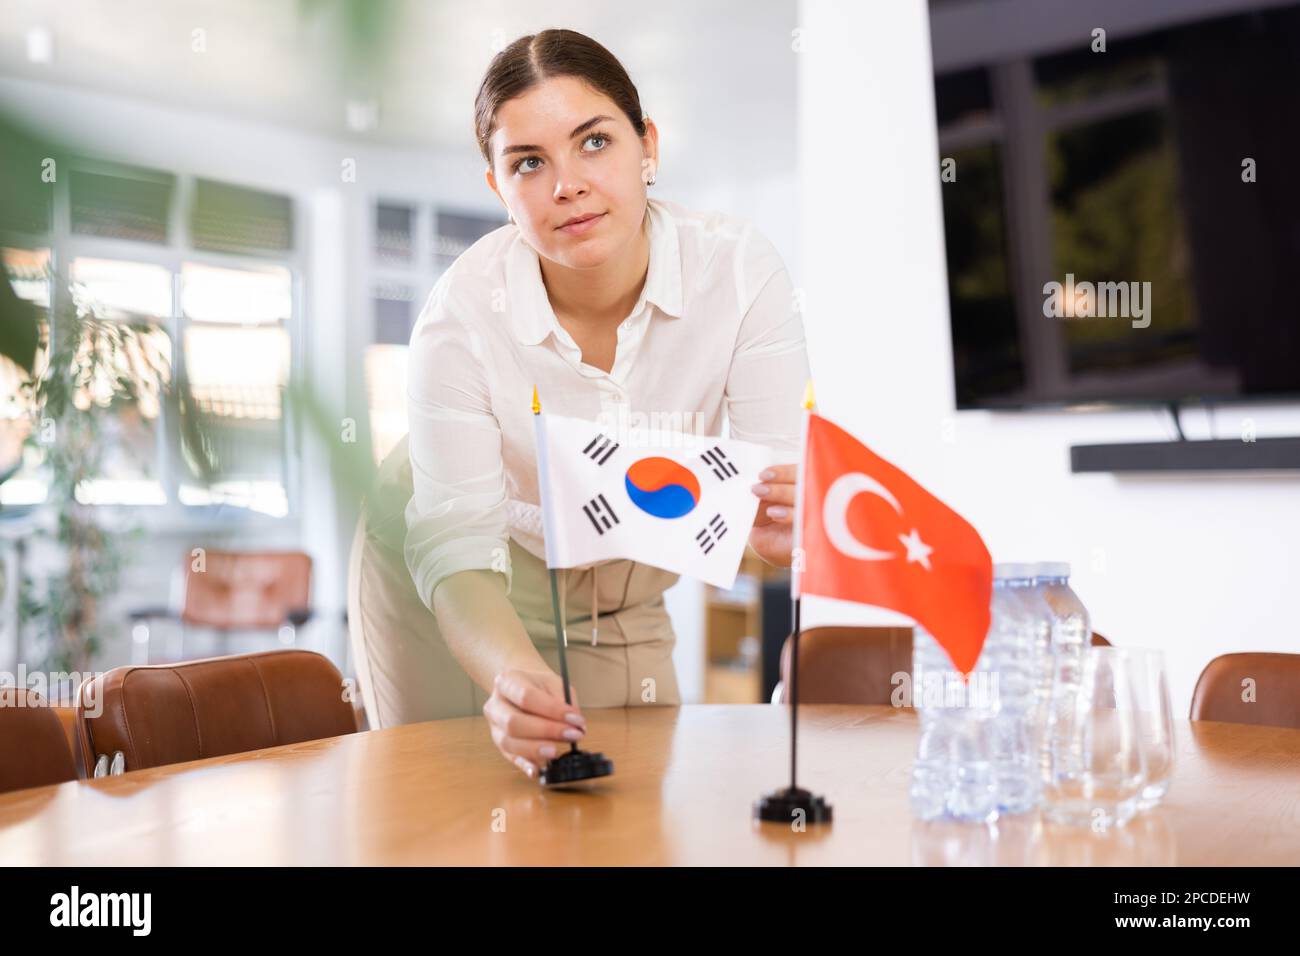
[0,0,798,173]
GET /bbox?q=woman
[351,28,810,779]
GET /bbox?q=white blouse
[403,197,812,613]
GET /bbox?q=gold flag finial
[802,379,816,411]
[531,384,540,415]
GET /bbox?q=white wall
[796,0,1300,718]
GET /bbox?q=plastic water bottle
[1010,566,1056,784]
[986,564,1046,813]
[910,623,998,823]
[1034,562,1091,784]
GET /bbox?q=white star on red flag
[897,529,934,570]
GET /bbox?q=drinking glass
[1043,647,1147,828]
[1126,648,1175,810]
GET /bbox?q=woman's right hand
[484,668,587,779]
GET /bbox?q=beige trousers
[346,436,682,729]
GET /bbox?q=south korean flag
[533,410,780,588]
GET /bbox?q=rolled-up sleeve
[725,232,813,460]
[403,286,514,611]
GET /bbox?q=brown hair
[474,29,647,167]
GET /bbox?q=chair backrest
[50,701,83,776]
[1190,652,1300,729]
[0,688,78,793]
[777,626,914,705]
[182,550,312,630]
[74,650,358,773]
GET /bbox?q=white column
[797,0,951,628]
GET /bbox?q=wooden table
[2,704,1298,865]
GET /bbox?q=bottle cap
[1034,562,1071,579]
[993,562,1036,580]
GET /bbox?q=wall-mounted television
[929,0,1300,409]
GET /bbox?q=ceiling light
[26,26,54,64]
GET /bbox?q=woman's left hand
[748,464,796,567]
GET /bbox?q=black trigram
[695,513,727,554]
[582,493,620,535]
[701,446,739,480]
[582,433,620,465]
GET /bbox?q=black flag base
[754,786,833,824]
[539,747,614,786]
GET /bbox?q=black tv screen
[930,0,1300,409]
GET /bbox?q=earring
[645,175,656,186]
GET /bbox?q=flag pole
[790,576,801,791]
[548,575,577,744]
[533,386,577,738]
[789,382,812,791]
[754,379,832,824]
[532,386,614,786]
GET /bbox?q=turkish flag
[796,413,993,676]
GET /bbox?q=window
[71,256,171,319]
[0,248,49,506]
[176,262,292,517]
[191,179,294,255]
[0,352,33,504]
[3,246,51,308]
[67,256,172,506]
[373,282,415,346]
[362,202,504,465]
[2,162,299,519]
[364,345,408,465]
[433,210,502,273]
[375,203,414,265]
[70,167,174,244]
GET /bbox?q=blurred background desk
[1,705,1298,865]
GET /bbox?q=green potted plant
[15,290,169,673]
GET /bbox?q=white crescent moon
[822,472,902,562]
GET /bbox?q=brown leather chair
[1091,631,1112,646]
[74,649,359,774]
[0,688,78,793]
[776,626,915,705]
[1190,652,1300,730]
[50,701,83,776]
[128,550,314,663]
